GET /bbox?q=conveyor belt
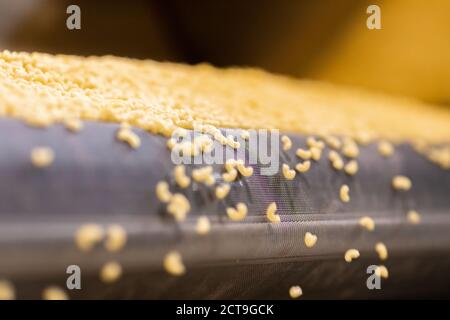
[0,118,449,299]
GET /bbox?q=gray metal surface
[0,118,449,299]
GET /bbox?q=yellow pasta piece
[340,185,350,203]
[266,202,280,223]
[307,137,324,149]
[289,286,303,299]
[344,249,360,262]
[167,193,190,221]
[116,125,141,148]
[342,139,359,158]
[407,210,421,224]
[42,286,68,300]
[174,165,191,188]
[332,157,344,171]
[282,164,296,180]
[392,175,412,191]
[0,280,15,300]
[375,242,388,260]
[281,135,292,151]
[75,224,104,252]
[295,160,311,173]
[156,181,172,203]
[164,251,186,276]
[196,216,211,235]
[31,147,54,168]
[310,146,322,161]
[236,161,254,177]
[240,130,250,140]
[215,184,231,199]
[222,168,238,182]
[227,203,248,221]
[192,166,215,185]
[64,118,83,132]
[359,216,375,231]
[166,138,177,150]
[325,136,341,149]
[296,148,312,160]
[304,232,318,248]
[375,265,389,279]
[105,224,127,252]
[100,261,122,283]
[344,160,359,175]
[378,141,394,157]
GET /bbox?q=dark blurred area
[0,0,449,105]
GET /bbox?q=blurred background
[0,0,449,105]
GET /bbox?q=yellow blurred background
[1,0,448,105]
